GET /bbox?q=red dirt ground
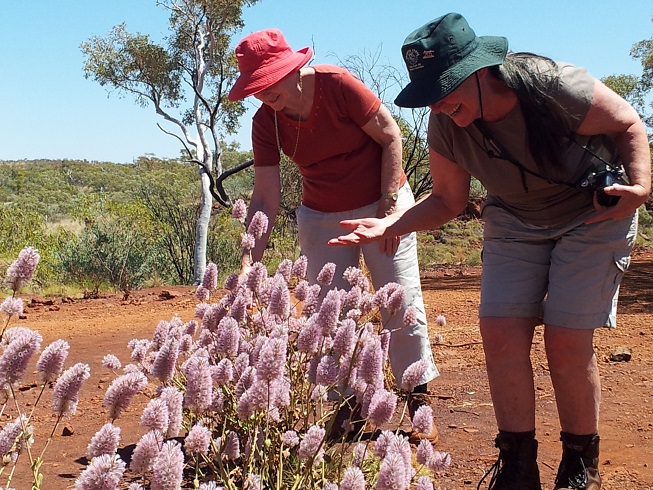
[4,251,653,489]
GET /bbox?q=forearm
[385,193,463,237]
[613,122,651,195]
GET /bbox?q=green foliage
[58,206,157,295]
[417,219,484,268]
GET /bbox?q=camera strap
[467,121,576,193]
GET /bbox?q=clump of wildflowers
[0,247,92,489]
[79,202,450,488]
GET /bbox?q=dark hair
[489,53,572,171]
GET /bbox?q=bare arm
[578,80,651,224]
[329,148,471,245]
[360,103,404,255]
[241,165,282,271]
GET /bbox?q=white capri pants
[296,182,439,386]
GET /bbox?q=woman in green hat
[330,12,650,490]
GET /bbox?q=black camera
[577,165,626,207]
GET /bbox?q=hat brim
[228,47,313,101]
[395,36,508,108]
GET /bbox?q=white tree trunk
[193,165,212,284]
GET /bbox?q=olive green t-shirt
[428,62,619,227]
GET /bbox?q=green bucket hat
[395,13,508,108]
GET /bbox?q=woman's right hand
[327,217,389,246]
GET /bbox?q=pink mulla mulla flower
[400,359,428,392]
[128,483,145,490]
[342,266,366,289]
[151,338,179,384]
[332,319,356,359]
[293,280,309,302]
[351,443,368,467]
[182,355,213,412]
[367,390,397,428]
[402,305,418,326]
[301,284,321,317]
[52,362,91,417]
[255,337,287,381]
[150,439,184,490]
[230,292,247,324]
[194,302,211,320]
[435,314,447,327]
[129,430,163,474]
[358,292,376,315]
[310,384,328,403]
[0,296,23,317]
[184,423,211,456]
[75,453,126,490]
[223,272,241,292]
[101,354,122,371]
[373,430,395,459]
[0,327,42,385]
[245,474,262,490]
[195,285,210,302]
[159,387,183,437]
[415,475,435,490]
[275,259,293,282]
[236,390,254,421]
[317,289,341,336]
[416,439,435,466]
[103,370,148,421]
[323,483,338,490]
[298,425,326,463]
[343,285,362,310]
[387,286,405,316]
[36,339,70,383]
[246,262,267,292]
[241,232,256,250]
[340,465,365,490]
[151,320,172,351]
[210,387,225,412]
[315,355,338,387]
[183,320,198,336]
[86,422,121,459]
[213,358,233,385]
[216,317,240,357]
[296,316,320,355]
[4,246,40,292]
[281,430,299,447]
[233,352,251,381]
[199,482,223,490]
[376,451,409,490]
[201,262,219,292]
[358,336,384,384]
[388,435,414,482]
[179,334,193,354]
[223,430,240,460]
[247,211,269,240]
[0,416,24,461]
[429,450,452,473]
[128,338,151,363]
[412,405,434,436]
[141,398,170,434]
[316,262,336,286]
[291,255,308,280]
[231,198,247,223]
[269,274,290,318]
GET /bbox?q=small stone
[609,346,632,362]
[62,425,74,436]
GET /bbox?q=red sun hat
[228,29,313,101]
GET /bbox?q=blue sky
[1,1,651,163]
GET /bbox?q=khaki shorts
[480,205,638,329]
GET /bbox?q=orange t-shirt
[252,65,406,213]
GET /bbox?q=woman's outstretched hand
[327,217,389,246]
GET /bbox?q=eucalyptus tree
[81,0,258,283]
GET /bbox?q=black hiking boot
[554,432,601,490]
[477,431,542,490]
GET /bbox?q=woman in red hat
[228,28,439,442]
